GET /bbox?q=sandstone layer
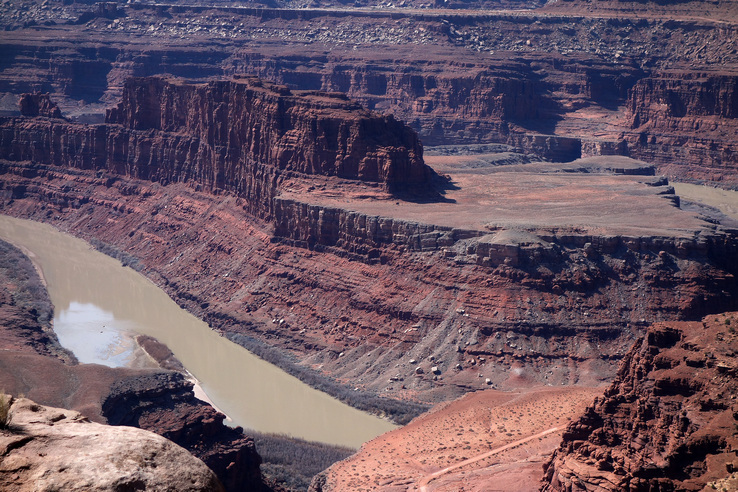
[0,396,224,492]
[1,1,738,187]
[0,76,430,210]
[1,142,736,411]
[542,313,738,491]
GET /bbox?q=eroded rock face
[106,76,429,188]
[625,72,738,185]
[0,396,225,492]
[18,93,64,119]
[3,2,738,186]
[542,313,738,491]
[0,76,430,218]
[102,373,264,492]
[1,158,736,409]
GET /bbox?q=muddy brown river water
[0,215,396,448]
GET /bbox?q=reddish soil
[312,385,603,491]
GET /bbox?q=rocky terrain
[1,81,737,411]
[542,312,738,492]
[0,238,267,491]
[1,0,738,490]
[1,0,738,186]
[0,395,224,492]
[310,385,603,491]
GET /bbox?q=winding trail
[416,426,562,491]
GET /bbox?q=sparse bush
[250,431,354,491]
[0,393,11,429]
[88,238,143,271]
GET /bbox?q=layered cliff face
[1,149,736,409]
[542,313,738,492]
[2,1,738,186]
[625,72,738,186]
[106,76,428,188]
[0,77,430,217]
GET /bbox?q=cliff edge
[106,76,429,189]
[542,313,738,491]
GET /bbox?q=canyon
[2,0,738,186]
[1,77,737,405]
[1,0,738,490]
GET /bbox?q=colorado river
[0,215,397,448]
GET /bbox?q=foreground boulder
[0,396,224,491]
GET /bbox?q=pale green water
[0,215,397,448]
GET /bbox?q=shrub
[250,431,354,491]
[88,238,143,271]
[0,393,11,429]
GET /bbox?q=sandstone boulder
[0,396,224,492]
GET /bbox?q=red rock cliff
[625,71,738,185]
[542,313,738,491]
[105,76,429,188]
[0,76,431,216]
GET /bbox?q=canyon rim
[1,0,738,490]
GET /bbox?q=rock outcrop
[0,77,430,210]
[624,71,738,186]
[0,396,224,492]
[542,313,738,491]
[107,76,429,188]
[102,373,264,492]
[18,93,64,119]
